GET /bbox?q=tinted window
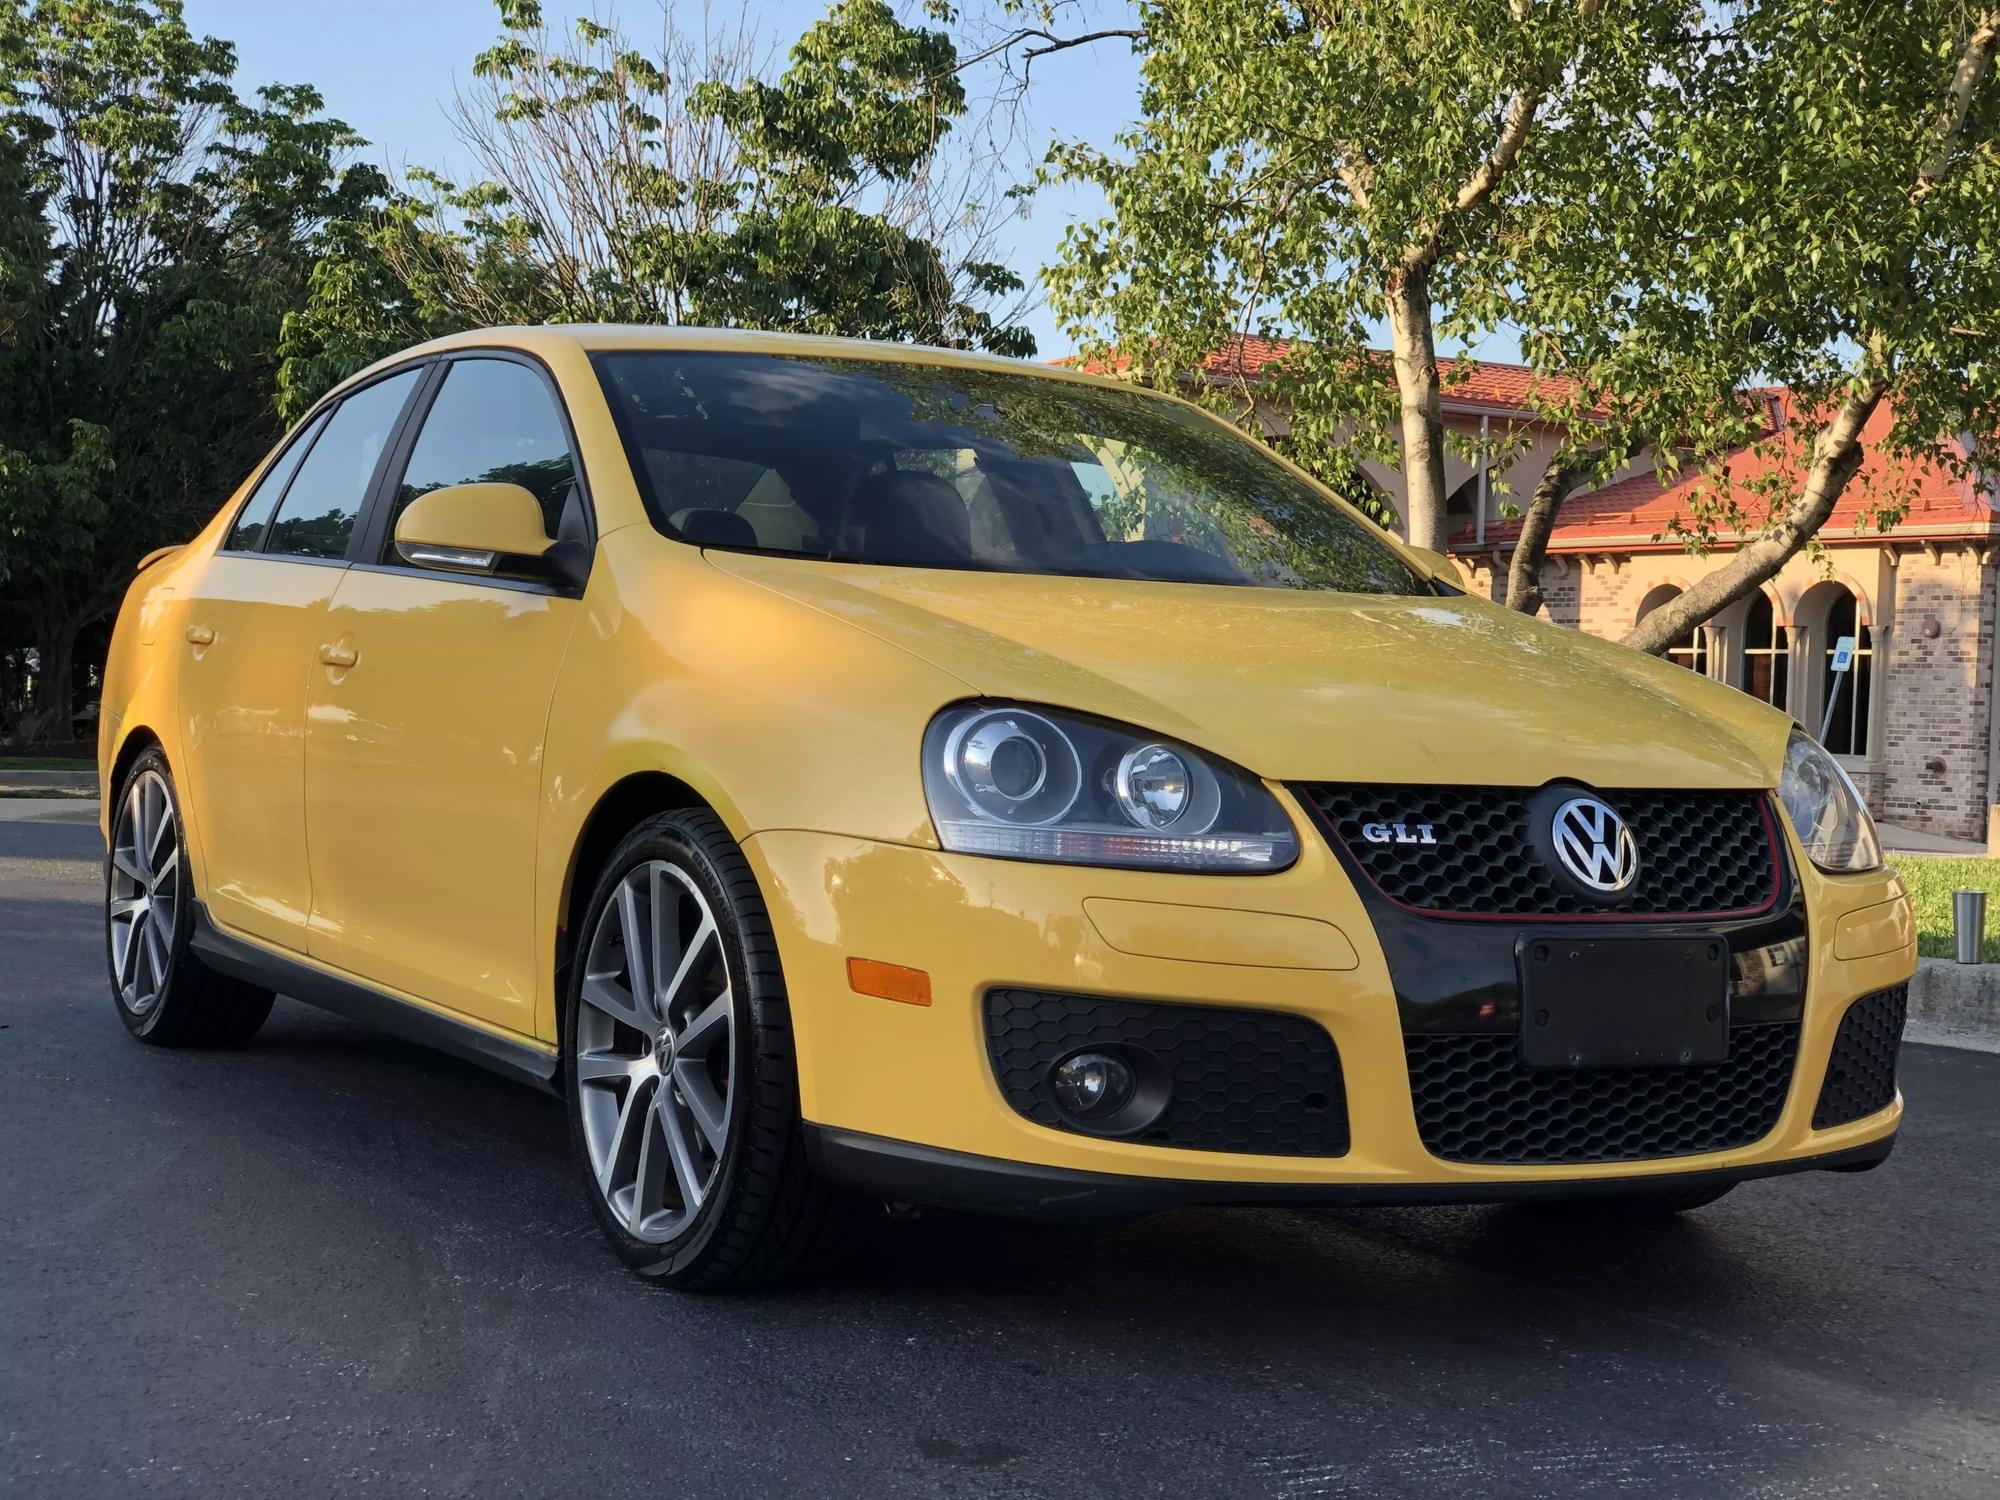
[266,368,421,559]
[593,352,1430,595]
[388,359,577,553]
[225,411,329,552]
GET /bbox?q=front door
[302,355,586,1036]
[177,369,424,949]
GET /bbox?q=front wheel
[563,808,855,1290]
[106,748,274,1046]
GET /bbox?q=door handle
[317,643,358,669]
[185,624,215,647]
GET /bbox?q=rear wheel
[563,808,855,1290]
[106,749,274,1046]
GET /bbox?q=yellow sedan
[98,327,1914,1288]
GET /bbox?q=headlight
[923,703,1298,872]
[1776,728,1882,873]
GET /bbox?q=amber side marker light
[846,957,933,1007]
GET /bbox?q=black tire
[562,808,856,1290]
[106,747,275,1047]
[1533,1182,1737,1218]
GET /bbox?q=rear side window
[225,410,329,552]
[266,369,422,559]
[387,358,578,552]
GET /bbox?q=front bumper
[743,821,1913,1209]
[807,1126,1897,1222]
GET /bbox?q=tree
[1599,3,2000,654]
[1040,1,2000,654]
[1042,0,1689,553]
[279,0,1034,417]
[0,0,382,741]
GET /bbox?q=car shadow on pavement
[142,999,1983,1419]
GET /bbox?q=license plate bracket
[1518,936,1730,1069]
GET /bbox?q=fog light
[1051,1050,1135,1121]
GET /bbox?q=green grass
[0,756,93,771]
[1889,854,2000,963]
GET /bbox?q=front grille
[1300,784,1777,918]
[1813,985,1907,1128]
[984,989,1349,1156]
[1405,1022,1799,1164]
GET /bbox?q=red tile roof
[1456,391,1994,549]
[1053,336,1994,547]
[1060,334,1600,416]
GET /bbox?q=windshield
[592,350,1432,594]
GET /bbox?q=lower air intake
[1812,985,1908,1129]
[1405,1023,1800,1165]
[984,989,1349,1157]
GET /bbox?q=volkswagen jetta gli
[99,327,1915,1289]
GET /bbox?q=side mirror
[1406,545,1466,589]
[393,483,585,589]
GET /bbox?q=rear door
[301,354,588,1035]
[176,367,425,950]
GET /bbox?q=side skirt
[189,901,559,1094]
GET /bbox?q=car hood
[706,553,1789,789]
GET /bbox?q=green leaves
[1045,0,2000,635]
[279,0,1032,416]
[1,0,376,728]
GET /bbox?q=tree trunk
[1385,261,1451,552]
[1505,457,1592,614]
[1620,377,1885,656]
[1507,442,1638,614]
[29,618,78,746]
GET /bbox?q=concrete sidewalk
[1880,820,1988,856]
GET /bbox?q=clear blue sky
[181,0,1152,358]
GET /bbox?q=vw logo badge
[1550,796,1639,893]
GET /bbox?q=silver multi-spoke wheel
[109,767,181,1015]
[577,859,737,1244]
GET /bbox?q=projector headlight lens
[924,702,1297,872]
[1776,727,1883,873]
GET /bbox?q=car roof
[337,324,1134,397]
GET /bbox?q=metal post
[1475,414,1489,547]
[1955,889,1987,964]
[1818,669,1845,745]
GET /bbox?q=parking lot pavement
[4,820,1997,1499]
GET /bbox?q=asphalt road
[4,819,1997,1499]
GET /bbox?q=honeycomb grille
[984,990,1348,1156]
[1405,1023,1799,1164]
[1812,985,1907,1129]
[1301,784,1777,918]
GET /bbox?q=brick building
[1100,337,2000,844]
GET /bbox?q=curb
[0,768,96,792]
[1908,956,2000,1045]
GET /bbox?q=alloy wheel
[108,768,181,1016]
[576,859,737,1244]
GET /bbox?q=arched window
[1820,590,1873,756]
[1637,585,1709,675]
[1738,592,1789,710]
[1444,467,1489,532]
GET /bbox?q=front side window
[387,358,579,555]
[265,368,422,559]
[225,410,329,552]
[593,352,1433,595]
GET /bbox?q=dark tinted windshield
[592,351,1430,594]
